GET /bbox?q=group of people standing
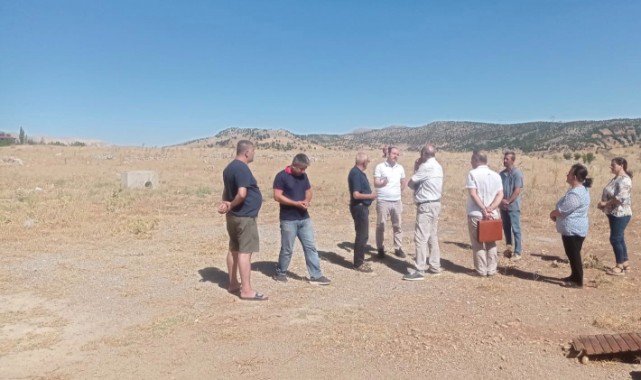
[217,139,633,301]
[348,146,524,280]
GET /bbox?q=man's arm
[400,177,408,191]
[352,190,376,200]
[506,186,522,204]
[487,190,504,215]
[218,187,247,214]
[303,188,313,208]
[468,188,485,211]
[274,188,306,209]
[408,163,429,190]
[374,177,388,188]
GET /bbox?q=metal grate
[572,333,641,356]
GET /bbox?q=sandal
[622,262,631,271]
[606,266,625,276]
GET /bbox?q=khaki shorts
[226,214,259,253]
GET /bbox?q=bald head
[422,143,436,158]
[355,152,370,170]
[355,152,368,164]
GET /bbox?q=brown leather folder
[478,219,503,243]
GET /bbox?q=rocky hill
[183,119,641,153]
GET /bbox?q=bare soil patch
[1,145,640,379]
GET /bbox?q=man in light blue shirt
[499,151,524,260]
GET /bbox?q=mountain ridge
[180,118,641,152]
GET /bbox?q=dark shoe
[427,267,443,275]
[561,281,583,288]
[354,263,373,273]
[377,248,386,259]
[310,276,331,285]
[394,248,406,258]
[272,273,288,282]
[402,271,425,281]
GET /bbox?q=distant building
[0,132,17,144]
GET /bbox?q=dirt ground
[1,145,640,379]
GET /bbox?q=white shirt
[374,160,405,201]
[411,157,443,203]
[465,165,502,218]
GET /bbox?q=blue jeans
[607,214,631,264]
[276,218,323,279]
[500,209,522,254]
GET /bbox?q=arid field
[1,144,640,379]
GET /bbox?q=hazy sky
[1,1,640,146]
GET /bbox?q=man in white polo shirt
[374,146,407,259]
[466,150,504,277]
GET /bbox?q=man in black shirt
[348,153,377,272]
[218,140,267,301]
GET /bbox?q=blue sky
[1,1,640,146]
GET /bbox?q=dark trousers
[562,235,585,285]
[350,204,369,268]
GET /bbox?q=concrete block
[121,171,159,189]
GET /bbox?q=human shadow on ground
[319,250,353,270]
[198,267,228,291]
[630,371,641,380]
[375,254,412,275]
[323,247,410,274]
[530,252,568,263]
[498,265,563,286]
[336,241,377,254]
[440,258,472,275]
[252,260,306,281]
[443,240,472,250]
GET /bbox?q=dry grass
[592,314,641,331]
[1,144,641,379]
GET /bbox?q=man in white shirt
[466,150,504,277]
[374,146,407,259]
[403,144,444,281]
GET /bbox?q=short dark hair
[472,150,488,164]
[504,151,516,161]
[236,140,254,155]
[292,153,310,167]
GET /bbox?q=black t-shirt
[348,166,372,206]
[273,168,311,220]
[222,159,262,217]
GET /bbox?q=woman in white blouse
[598,157,633,276]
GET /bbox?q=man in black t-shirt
[218,140,267,301]
[272,153,331,285]
[348,153,377,272]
